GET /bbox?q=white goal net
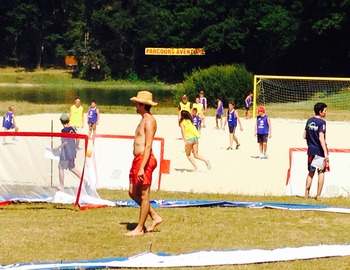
[0,131,114,209]
[253,75,350,119]
[0,132,170,209]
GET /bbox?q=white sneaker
[264,153,268,159]
[259,154,264,159]
[206,160,211,170]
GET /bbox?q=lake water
[0,86,176,107]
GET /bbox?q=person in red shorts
[125,91,163,236]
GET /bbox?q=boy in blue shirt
[53,113,81,190]
[304,102,329,199]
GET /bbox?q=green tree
[2,0,67,68]
[179,64,253,108]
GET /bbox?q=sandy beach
[15,113,350,196]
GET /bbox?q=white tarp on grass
[3,244,350,269]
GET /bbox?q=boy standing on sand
[255,106,271,159]
[223,101,243,150]
[87,100,100,140]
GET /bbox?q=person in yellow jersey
[69,97,84,150]
[179,110,211,172]
[177,95,191,120]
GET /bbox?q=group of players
[176,91,328,201]
[177,91,272,159]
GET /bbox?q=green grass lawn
[1,190,350,269]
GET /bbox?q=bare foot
[146,217,163,232]
[124,229,144,236]
[56,185,64,191]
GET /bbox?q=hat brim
[130,97,157,106]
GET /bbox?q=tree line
[1,0,349,82]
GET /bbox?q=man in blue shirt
[304,102,329,200]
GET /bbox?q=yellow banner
[145,48,205,56]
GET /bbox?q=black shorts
[228,126,236,134]
[257,134,268,143]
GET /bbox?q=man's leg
[70,167,81,179]
[126,184,162,236]
[305,171,315,198]
[57,168,65,190]
[229,133,233,148]
[315,172,325,200]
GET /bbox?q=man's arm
[319,132,328,158]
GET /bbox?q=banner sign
[145,47,205,56]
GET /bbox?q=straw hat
[130,91,158,106]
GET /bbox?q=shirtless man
[125,91,163,236]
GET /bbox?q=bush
[177,64,253,109]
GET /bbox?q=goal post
[252,75,350,118]
[285,147,350,197]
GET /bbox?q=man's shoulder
[142,113,156,122]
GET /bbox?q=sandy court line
[15,113,350,196]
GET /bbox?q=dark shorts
[216,114,223,119]
[129,153,157,186]
[88,122,97,130]
[257,134,268,143]
[228,126,236,134]
[307,155,329,173]
[59,159,75,170]
[3,124,15,130]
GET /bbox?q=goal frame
[252,75,350,118]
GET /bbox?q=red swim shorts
[129,153,157,186]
